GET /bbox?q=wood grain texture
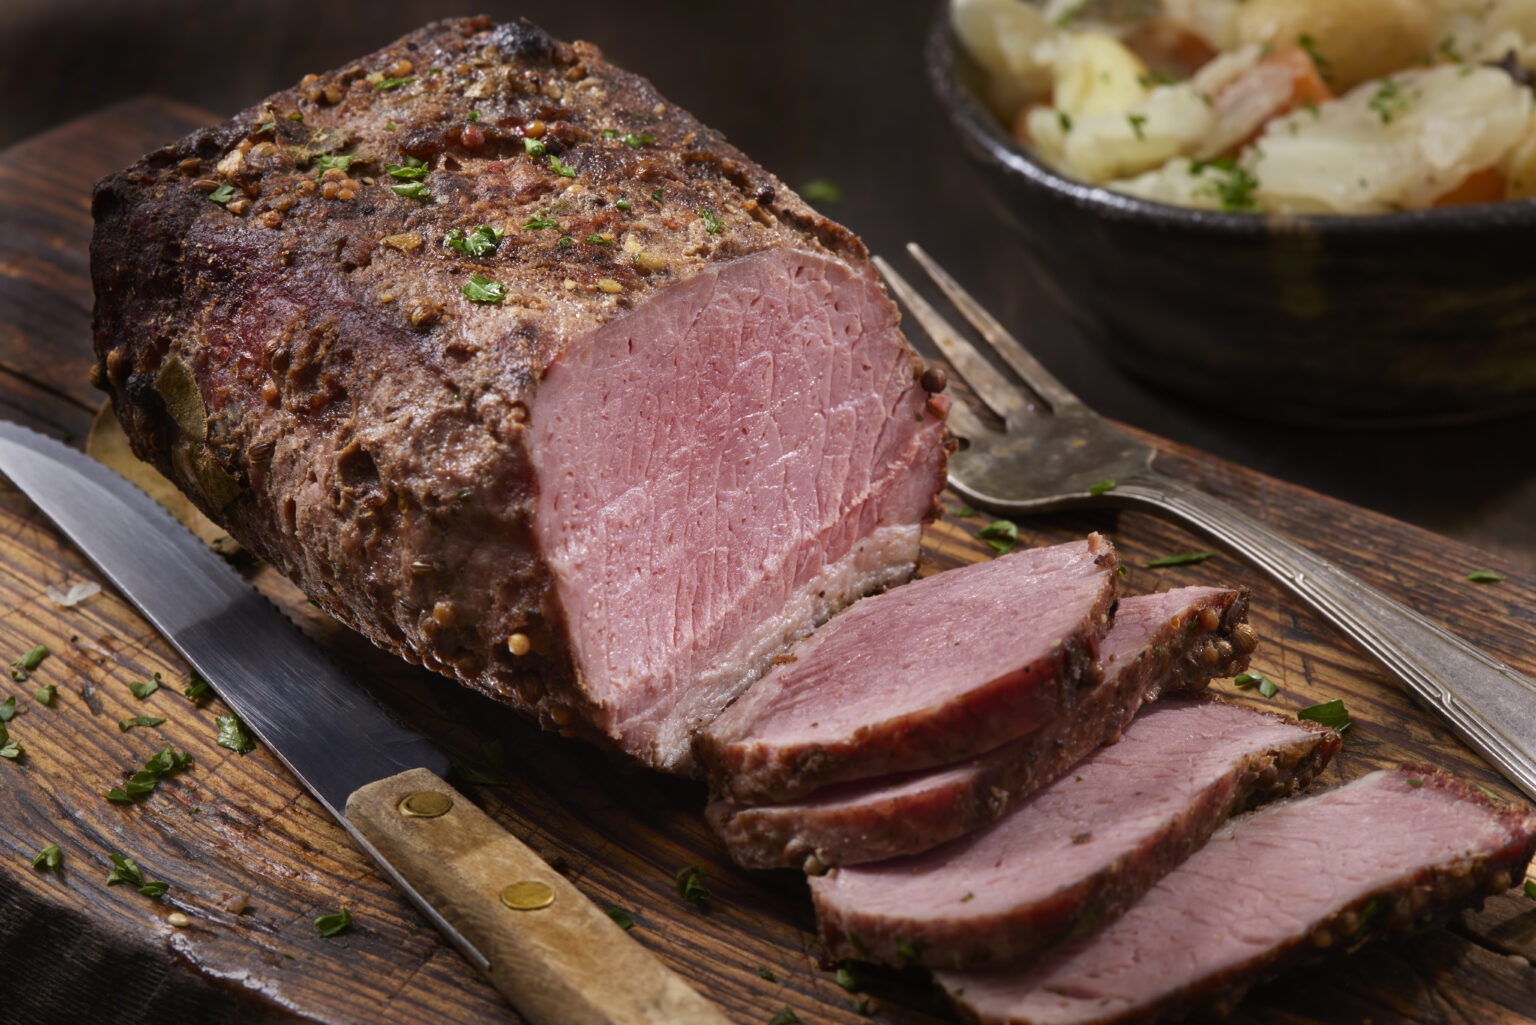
[1,98,1535,1025]
[346,768,732,1025]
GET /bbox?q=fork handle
[1118,472,1536,801]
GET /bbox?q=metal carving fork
[877,241,1536,802]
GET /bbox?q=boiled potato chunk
[1054,32,1150,117]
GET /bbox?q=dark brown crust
[708,587,1256,870]
[698,537,1120,804]
[815,703,1341,969]
[89,17,933,754]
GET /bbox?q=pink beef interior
[709,538,1110,753]
[530,247,943,769]
[812,701,1312,922]
[945,768,1527,1025]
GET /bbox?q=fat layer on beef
[707,586,1254,870]
[941,766,1536,1025]
[696,537,1119,804]
[89,17,948,772]
[812,699,1340,969]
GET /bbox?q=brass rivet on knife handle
[346,767,732,1025]
[500,880,556,910]
[398,790,453,818]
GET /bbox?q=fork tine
[873,255,1030,425]
[906,243,1084,414]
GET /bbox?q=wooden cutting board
[3,98,1536,1025]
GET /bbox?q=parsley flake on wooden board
[105,852,169,899]
[977,519,1019,554]
[118,715,167,732]
[10,644,47,682]
[31,843,62,872]
[129,672,162,699]
[1467,570,1505,583]
[314,907,353,937]
[183,671,211,704]
[216,714,257,755]
[1146,551,1215,568]
[674,864,710,904]
[1298,698,1351,732]
[605,907,635,930]
[106,747,194,803]
[1233,671,1278,698]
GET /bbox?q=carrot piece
[1432,167,1506,207]
[1260,46,1333,109]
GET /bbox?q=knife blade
[0,420,730,1025]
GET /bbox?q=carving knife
[0,420,731,1025]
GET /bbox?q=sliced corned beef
[941,767,1536,1025]
[696,536,1119,804]
[812,700,1340,968]
[707,586,1255,870]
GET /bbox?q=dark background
[5,0,1534,569]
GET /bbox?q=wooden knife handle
[346,767,732,1025]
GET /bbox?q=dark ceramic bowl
[927,16,1536,426]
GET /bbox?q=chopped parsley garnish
[129,672,161,700]
[287,111,304,121]
[184,671,211,704]
[1438,34,1463,63]
[0,738,19,760]
[696,206,723,234]
[443,224,506,257]
[105,852,169,898]
[1088,478,1117,496]
[1146,551,1215,568]
[549,154,578,178]
[374,75,417,91]
[615,198,631,211]
[1297,34,1333,82]
[675,864,711,904]
[1126,113,1147,140]
[523,212,559,231]
[106,747,193,803]
[896,938,928,962]
[468,110,480,122]
[1368,79,1409,124]
[622,132,655,149]
[10,644,47,682]
[32,843,62,872]
[850,997,872,1016]
[1057,110,1073,134]
[254,117,276,136]
[384,156,429,181]
[606,907,635,929]
[602,128,620,139]
[462,273,507,304]
[118,715,167,732]
[952,504,977,518]
[1407,778,1424,787]
[0,695,15,721]
[558,235,572,249]
[391,181,430,200]
[835,966,860,992]
[1190,158,1260,212]
[977,519,1019,554]
[1298,698,1351,732]
[1525,879,1536,900]
[449,739,511,786]
[652,187,666,203]
[216,714,257,755]
[34,684,56,705]
[1467,570,1505,583]
[755,965,775,981]
[314,907,352,937]
[1052,1,1085,26]
[1138,70,1178,86]
[523,136,547,157]
[961,892,976,902]
[313,154,355,174]
[799,179,844,205]
[1233,671,1277,698]
[767,1008,800,1025]
[586,233,612,245]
